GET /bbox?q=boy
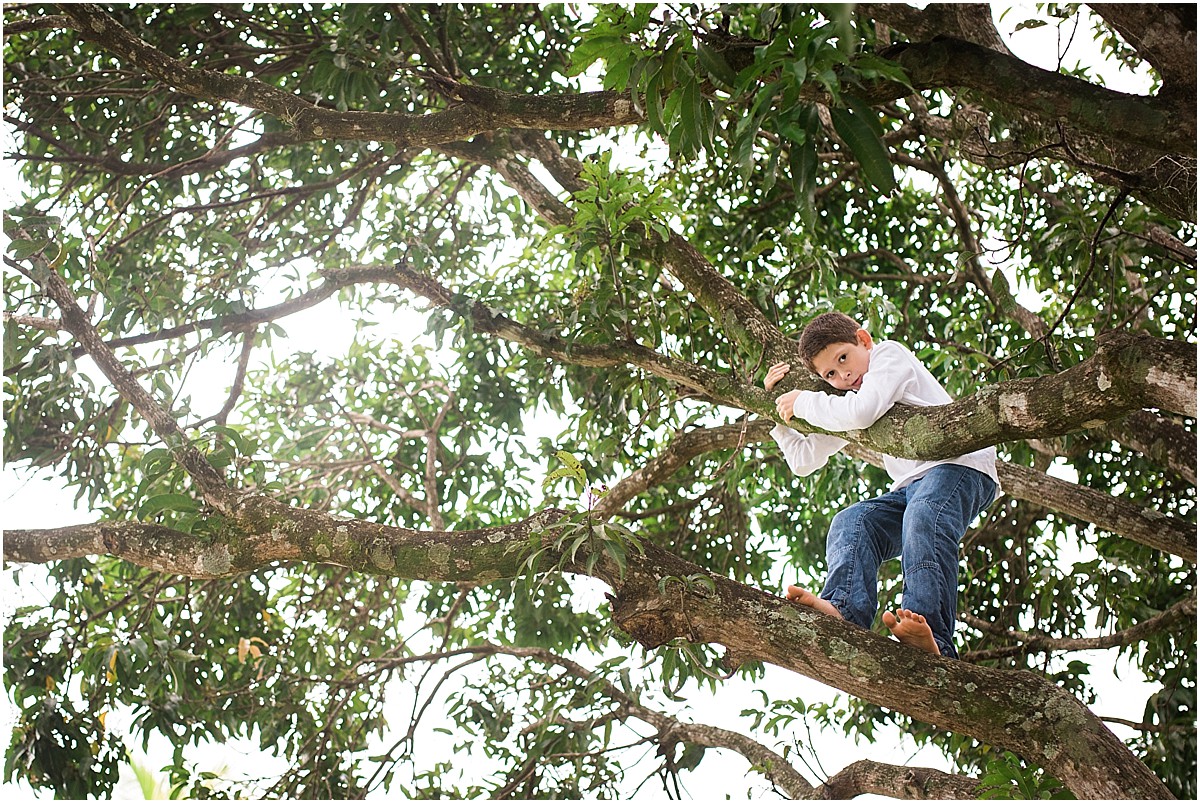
[765,311,998,658]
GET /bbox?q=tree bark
[859,3,1012,55]
[814,758,985,799]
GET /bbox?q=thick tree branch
[3,310,61,331]
[815,759,985,800]
[2,506,1173,798]
[1099,411,1196,486]
[1088,4,1196,92]
[3,13,73,36]
[57,5,641,147]
[605,544,1172,799]
[4,112,306,179]
[2,504,568,580]
[838,331,1195,458]
[860,3,1011,55]
[593,418,1195,562]
[880,38,1193,158]
[911,95,1196,222]
[996,461,1194,562]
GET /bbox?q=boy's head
[798,311,874,391]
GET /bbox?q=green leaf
[830,104,896,194]
[696,41,738,87]
[210,424,257,457]
[790,57,809,85]
[138,493,200,517]
[6,238,50,260]
[680,80,701,156]
[677,742,707,772]
[645,65,666,137]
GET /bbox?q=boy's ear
[856,329,874,348]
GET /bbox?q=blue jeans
[819,465,996,659]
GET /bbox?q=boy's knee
[829,505,862,531]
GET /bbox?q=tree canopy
[2,3,1195,799]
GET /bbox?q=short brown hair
[797,312,860,371]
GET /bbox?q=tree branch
[447,135,791,364]
[3,13,72,36]
[3,504,568,580]
[814,758,985,800]
[897,149,1050,340]
[1099,411,1196,486]
[882,38,1193,158]
[593,417,1195,562]
[456,643,816,798]
[4,111,306,180]
[57,5,641,147]
[67,264,405,359]
[2,506,1173,798]
[3,310,61,331]
[1088,4,1196,92]
[960,596,1196,662]
[16,229,232,510]
[860,3,1011,55]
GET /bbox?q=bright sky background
[0,3,1168,799]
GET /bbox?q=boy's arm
[793,342,917,432]
[771,425,849,477]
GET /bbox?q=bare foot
[883,609,940,655]
[785,585,843,619]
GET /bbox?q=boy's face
[811,329,873,391]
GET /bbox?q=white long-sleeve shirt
[771,341,1000,497]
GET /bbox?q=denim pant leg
[900,466,997,659]
[820,490,907,629]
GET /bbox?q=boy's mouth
[850,376,863,390]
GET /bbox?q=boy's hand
[775,390,801,423]
[764,361,790,391]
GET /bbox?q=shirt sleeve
[770,424,849,477]
[792,342,917,432]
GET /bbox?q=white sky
[0,4,1173,799]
